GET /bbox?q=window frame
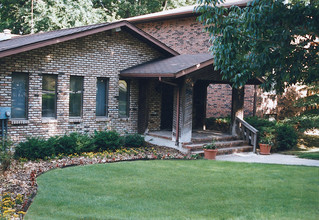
[42,74,58,118]
[118,79,130,118]
[69,76,84,118]
[96,77,109,117]
[11,72,29,119]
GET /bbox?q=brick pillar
[231,87,245,135]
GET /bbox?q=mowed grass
[26,160,319,220]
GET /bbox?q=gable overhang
[0,21,179,59]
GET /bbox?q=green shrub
[93,130,122,151]
[124,134,145,148]
[14,137,55,160]
[285,110,319,132]
[53,133,94,155]
[275,123,298,151]
[205,117,230,132]
[0,140,13,171]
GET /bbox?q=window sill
[69,118,83,123]
[42,118,58,124]
[10,119,29,125]
[96,117,110,122]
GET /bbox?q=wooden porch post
[231,87,245,136]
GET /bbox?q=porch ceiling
[120,53,214,78]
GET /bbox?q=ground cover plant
[25,160,319,220]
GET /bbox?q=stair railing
[234,117,258,153]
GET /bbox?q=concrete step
[190,145,253,156]
[183,140,249,150]
[191,135,238,144]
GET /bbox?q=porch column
[172,78,193,143]
[231,87,244,136]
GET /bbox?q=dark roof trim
[127,1,251,24]
[120,73,176,78]
[175,58,214,78]
[0,21,179,59]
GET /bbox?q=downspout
[159,77,180,145]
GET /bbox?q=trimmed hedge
[14,131,145,160]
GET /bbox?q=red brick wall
[0,30,165,142]
[136,16,255,118]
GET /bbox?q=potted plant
[203,140,218,160]
[259,133,274,155]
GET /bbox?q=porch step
[191,145,253,156]
[191,135,239,144]
[183,140,248,150]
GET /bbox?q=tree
[0,0,111,34]
[94,0,196,19]
[0,0,197,34]
[196,0,319,93]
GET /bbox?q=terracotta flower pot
[259,143,271,155]
[204,149,218,160]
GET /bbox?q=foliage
[196,0,319,93]
[0,140,12,172]
[26,161,319,219]
[203,140,217,149]
[0,0,110,34]
[294,83,319,110]
[259,133,274,146]
[14,137,54,161]
[245,116,276,137]
[124,133,145,148]
[52,133,94,155]
[274,123,298,151]
[93,130,122,151]
[0,0,196,34]
[284,109,319,132]
[205,117,231,132]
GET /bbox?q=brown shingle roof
[120,53,214,78]
[0,21,179,58]
[126,0,252,23]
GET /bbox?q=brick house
[0,21,178,143]
[0,1,262,154]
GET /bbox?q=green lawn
[26,160,319,220]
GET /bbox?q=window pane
[12,73,28,118]
[96,78,108,116]
[69,76,83,117]
[119,80,129,118]
[42,75,57,117]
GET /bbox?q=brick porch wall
[0,30,164,143]
[136,17,255,118]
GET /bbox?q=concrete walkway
[216,152,319,167]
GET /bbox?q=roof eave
[0,21,179,59]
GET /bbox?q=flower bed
[0,146,194,219]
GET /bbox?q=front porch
[120,54,261,154]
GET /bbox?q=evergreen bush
[275,123,298,151]
[124,134,144,148]
[93,130,122,151]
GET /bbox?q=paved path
[216,152,319,167]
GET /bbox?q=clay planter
[259,143,271,155]
[204,149,218,160]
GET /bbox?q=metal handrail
[235,117,258,153]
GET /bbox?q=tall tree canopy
[196,0,319,93]
[0,0,196,34]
